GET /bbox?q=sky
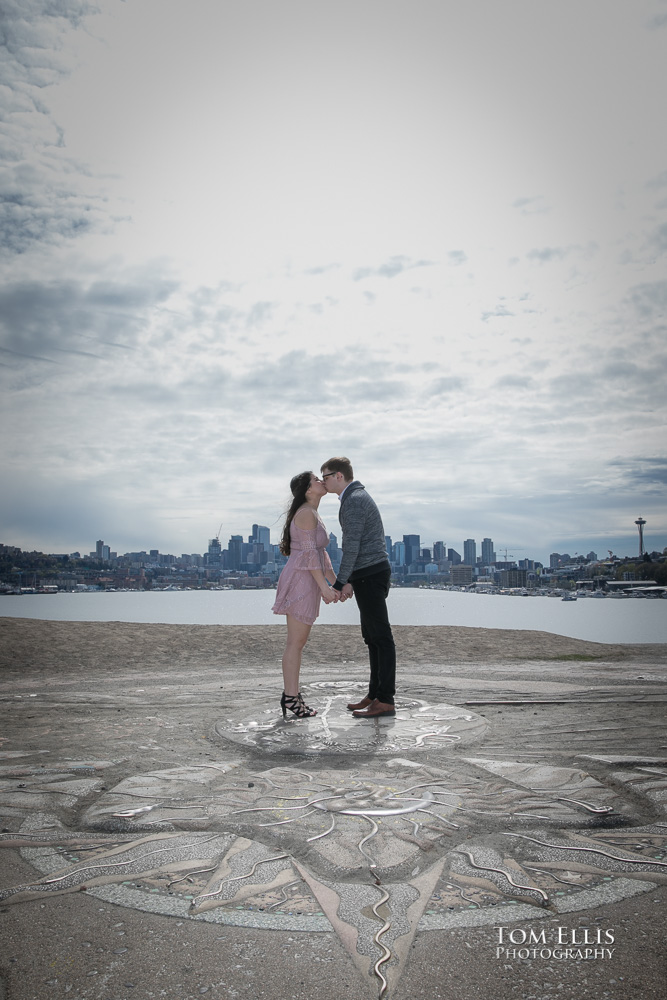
[1,0,666,565]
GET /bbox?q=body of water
[1,589,666,644]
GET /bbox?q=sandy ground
[2,619,666,677]
[0,618,665,1000]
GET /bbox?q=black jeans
[352,568,396,704]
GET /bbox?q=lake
[1,589,666,644]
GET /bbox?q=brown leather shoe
[347,696,373,711]
[352,699,396,718]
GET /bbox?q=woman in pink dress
[272,471,338,718]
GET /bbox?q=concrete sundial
[215,688,488,755]
[1,686,667,998]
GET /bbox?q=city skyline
[1,2,666,563]
[5,510,658,569]
[1,501,662,567]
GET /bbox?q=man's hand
[339,583,354,602]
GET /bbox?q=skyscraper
[403,534,420,568]
[207,537,222,565]
[463,538,477,566]
[227,535,243,571]
[326,532,341,573]
[481,537,495,565]
[251,524,271,550]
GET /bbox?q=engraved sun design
[215,693,488,755]
[2,695,667,999]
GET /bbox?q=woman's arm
[293,507,338,601]
[309,566,338,603]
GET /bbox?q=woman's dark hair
[279,471,313,556]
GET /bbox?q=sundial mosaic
[1,685,667,998]
[216,684,488,755]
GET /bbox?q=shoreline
[1,619,666,681]
[2,587,666,646]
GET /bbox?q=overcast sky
[1,0,666,563]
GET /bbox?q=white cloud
[0,1,106,256]
[0,0,666,562]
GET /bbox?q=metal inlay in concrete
[214,693,488,756]
[3,710,667,998]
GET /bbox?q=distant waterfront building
[433,541,446,562]
[500,569,528,588]
[448,548,461,565]
[481,537,495,565]
[393,541,405,566]
[549,553,561,569]
[463,538,476,566]
[326,532,341,573]
[94,540,111,562]
[451,565,473,586]
[249,543,268,566]
[586,551,598,562]
[403,534,420,569]
[207,537,222,566]
[385,535,392,557]
[189,553,204,567]
[227,535,243,571]
[126,551,148,566]
[251,524,271,549]
[180,553,203,567]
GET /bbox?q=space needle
[635,517,646,558]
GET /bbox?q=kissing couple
[272,457,396,721]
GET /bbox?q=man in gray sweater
[321,456,396,717]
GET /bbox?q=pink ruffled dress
[272,512,335,625]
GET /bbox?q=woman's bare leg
[282,614,312,696]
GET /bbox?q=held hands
[321,581,353,604]
[321,585,339,604]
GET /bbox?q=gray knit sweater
[334,481,390,587]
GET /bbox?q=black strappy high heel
[281,692,317,719]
